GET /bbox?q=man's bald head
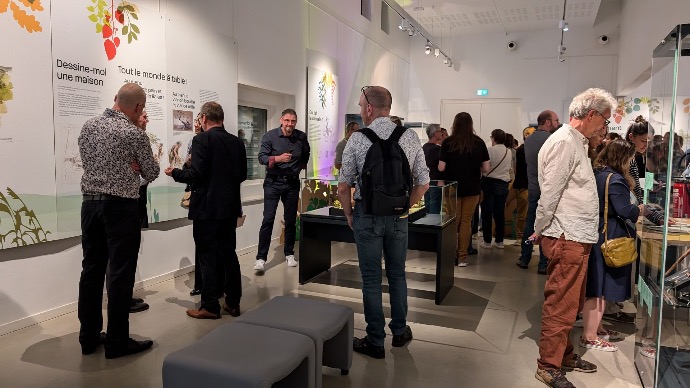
[114,83,146,122]
[359,86,392,126]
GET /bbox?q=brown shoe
[186,308,221,319]
[561,354,597,373]
[535,368,575,388]
[223,304,240,317]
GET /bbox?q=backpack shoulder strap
[389,125,407,143]
[358,128,380,143]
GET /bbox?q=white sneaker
[457,261,468,267]
[254,259,266,272]
[479,241,492,249]
[286,255,298,267]
[472,233,478,240]
[494,242,505,249]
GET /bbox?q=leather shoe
[104,338,153,359]
[131,297,144,304]
[186,308,221,319]
[392,325,413,347]
[189,289,202,296]
[353,336,385,359]
[223,304,240,317]
[81,332,106,355]
[129,300,149,313]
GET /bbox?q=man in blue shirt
[516,110,560,274]
[254,109,311,272]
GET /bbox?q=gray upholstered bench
[162,322,315,388]
[236,295,353,388]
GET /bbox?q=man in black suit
[165,101,247,319]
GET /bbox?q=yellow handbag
[600,173,637,268]
[180,191,191,209]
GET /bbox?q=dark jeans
[519,193,548,271]
[193,218,241,314]
[257,177,300,260]
[424,185,442,214]
[79,198,140,345]
[353,204,409,347]
[480,178,510,243]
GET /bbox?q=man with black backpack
[337,86,429,359]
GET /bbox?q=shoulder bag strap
[602,173,612,248]
[389,125,407,143]
[486,148,508,177]
[358,128,380,144]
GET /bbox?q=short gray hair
[426,123,441,139]
[568,88,617,119]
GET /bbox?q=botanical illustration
[172,110,193,131]
[612,97,659,124]
[683,98,690,114]
[317,72,337,109]
[146,190,159,223]
[1,0,44,33]
[168,141,183,168]
[59,124,84,184]
[0,187,51,248]
[86,0,141,60]
[146,131,164,164]
[0,66,13,127]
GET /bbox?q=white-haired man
[531,88,616,387]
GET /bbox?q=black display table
[299,207,457,305]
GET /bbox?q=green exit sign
[477,89,488,96]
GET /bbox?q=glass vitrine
[636,23,690,388]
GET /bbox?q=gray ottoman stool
[237,296,353,388]
[162,322,315,388]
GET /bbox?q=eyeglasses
[361,86,372,106]
[595,111,610,127]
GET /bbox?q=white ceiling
[392,0,603,35]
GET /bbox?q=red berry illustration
[102,24,113,39]
[114,37,120,47]
[104,39,117,60]
[115,10,124,24]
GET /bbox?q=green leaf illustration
[125,5,135,12]
[131,24,139,33]
[128,33,133,43]
[87,6,95,12]
[634,98,641,104]
[131,13,138,20]
[89,14,98,22]
[122,25,128,35]
[633,105,641,111]
[96,23,103,33]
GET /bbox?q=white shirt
[534,124,599,244]
[484,144,512,182]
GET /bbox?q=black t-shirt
[439,136,490,197]
[423,142,442,180]
[513,144,528,189]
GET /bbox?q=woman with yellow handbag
[580,140,648,352]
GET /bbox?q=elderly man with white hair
[531,88,617,388]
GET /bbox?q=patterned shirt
[630,158,664,225]
[534,124,599,244]
[79,108,160,199]
[339,117,430,199]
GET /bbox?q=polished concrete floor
[0,239,643,387]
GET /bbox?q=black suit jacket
[172,126,247,220]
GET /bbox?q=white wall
[617,0,690,95]
[409,23,620,133]
[1,0,412,331]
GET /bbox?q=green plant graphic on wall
[0,66,13,127]
[86,0,141,60]
[0,187,51,248]
[1,0,45,33]
[317,72,336,109]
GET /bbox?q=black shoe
[189,289,202,296]
[131,297,144,304]
[467,247,478,255]
[104,338,154,359]
[516,260,529,269]
[223,304,241,317]
[353,337,385,359]
[129,300,149,313]
[538,268,548,275]
[603,311,635,324]
[392,325,413,347]
[81,332,106,355]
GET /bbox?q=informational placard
[0,0,237,249]
[307,67,339,178]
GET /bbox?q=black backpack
[358,125,412,216]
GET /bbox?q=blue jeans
[480,178,509,243]
[424,185,442,214]
[519,193,548,270]
[353,204,409,347]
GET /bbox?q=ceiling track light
[408,26,416,36]
[399,19,410,31]
[434,48,440,57]
[425,41,431,54]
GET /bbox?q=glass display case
[238,105,268,180]
[636,24,690,388]
[300,178,457,222]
